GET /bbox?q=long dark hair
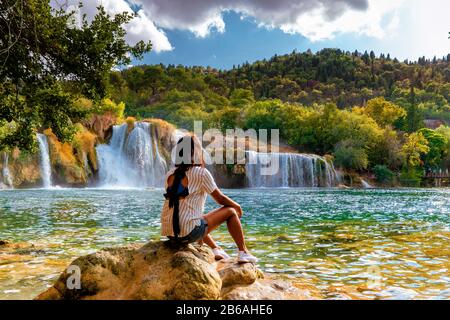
[166,135,202,238]
[173,135,195,186]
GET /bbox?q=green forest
[1,1,450,187]
[109,49,450,185]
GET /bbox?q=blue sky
[133,1,450,69]
[63,0,450,70]
[138,12,311,69]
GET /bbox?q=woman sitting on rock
[161,134,258,264]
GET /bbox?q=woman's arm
[210,189,243,217]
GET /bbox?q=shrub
[373,165,395,184]
[399,168,423,187]
[333,140,368,170]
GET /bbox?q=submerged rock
[36,241,314,300]
[0,239,11,246]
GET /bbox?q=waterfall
[152,133,168,180]
[96,122,167,188]
[361,179,373,189]
[2,153,13,188]
[245,151,338,188]
[37,133,52,188]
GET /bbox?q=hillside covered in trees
[108,49,450,186]
[111,48,450,122]
[0,0,448,187]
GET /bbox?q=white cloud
[54,0,449,61]
[373,0,450,60]
[133,0,402,41]
[277,0,405,41]
[126,10,173,52]
[51,0,172,53]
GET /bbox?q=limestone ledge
[35,241,320,300]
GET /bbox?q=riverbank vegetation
[109,50,450,186]
[1,1,449,187]
[0,0,151,151]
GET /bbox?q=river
[0,188,449,299]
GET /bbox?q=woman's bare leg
[203,234,217,249]
[201,207,224,249]
[203,206,247,252]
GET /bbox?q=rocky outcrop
[83,112,118,143]
[210,164,247,188]
[1,148,42,188]
[0,239,11,246]
[36,241,313,300]
[217,260,321,300]
[36,241,221,300]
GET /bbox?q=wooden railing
[424,170,450,179]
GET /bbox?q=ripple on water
[0,188,449,299]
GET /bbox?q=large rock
[217,260,263,287]
[36,241,221,300]
[222,279,306,300]
[36,241,317,300]
[217,260,319,300]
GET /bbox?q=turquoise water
[0,188,449,299]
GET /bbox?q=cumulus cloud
[53,0,404,52]
[51,0,172,52]
[134,0,402,41]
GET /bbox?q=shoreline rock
[0,239,11,246]
[36,241,313,300]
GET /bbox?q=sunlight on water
[0,188,449,300]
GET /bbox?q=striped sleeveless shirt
[160,166,218,237]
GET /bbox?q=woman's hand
[211,189,243,218]
[234,204,243,218]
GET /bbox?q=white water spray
[96,122,167,188]
[2,153,13,188]
[245,151,338,188]
[361,179,374,189]
[37,133,52,188]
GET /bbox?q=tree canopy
[0,0,151,150]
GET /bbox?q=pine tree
[406,84,423,132]
[362,51,370,65]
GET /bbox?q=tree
[362,51,370,65]
[0,1,151,151]
[243,100,282,131]
[435,125,450,168]
[368,127,403,169]
[210,107,241,132]
[373,165,395,184]
[418,128,447,169]
[405,85,423,132]
[230,89,255,108]
[334,140,369,171]
[401,132,429,169]
[354,97,406,127]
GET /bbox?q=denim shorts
[168,219,208,244]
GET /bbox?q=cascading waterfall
[96,124,132,187]
[152,134,168,179]
[361,179,373,189]
[96,124,339,189]
[245,151,338,188]
[2,153,13,188]
[96,122,167,188]
[37,133,52,188]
